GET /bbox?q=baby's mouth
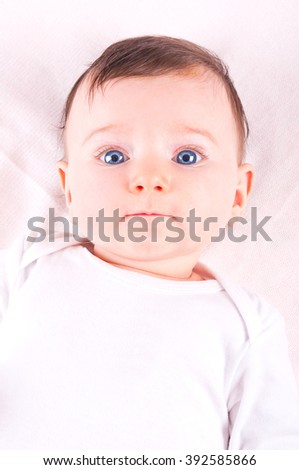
[125,212,176,219]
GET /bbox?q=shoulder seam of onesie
[200,264,275,343]
[20,231,85,269]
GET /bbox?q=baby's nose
[128,171,170,193]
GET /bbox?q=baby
[1,35,299,450]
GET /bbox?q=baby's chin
[76,217,213,264]
[91,236,206,264]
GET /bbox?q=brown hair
[61,35,249,162]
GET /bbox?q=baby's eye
[98,149,128,165]
[174,149,204,165]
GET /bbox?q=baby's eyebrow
[83,124,124,144]
[82,123,218,146]
[176,125,218,145]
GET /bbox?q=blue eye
[175,149,203,165]
[100,149,127,165]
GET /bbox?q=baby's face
[59,70,253,279]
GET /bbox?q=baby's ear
[231,163,255,217]
[57,160,72,207]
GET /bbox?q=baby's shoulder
[0,231,84,318]
[214,271,283,344]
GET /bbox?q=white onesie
[0,233,299,450]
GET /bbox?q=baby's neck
[91,245,208,281]
[109,263,205,281]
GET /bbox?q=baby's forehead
[64,71,239,160]
[69,69,229,122]
[64,70,240,160]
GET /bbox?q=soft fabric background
[1,0,298,385]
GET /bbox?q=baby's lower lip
[126,213,171,217]
[125,214,178,221]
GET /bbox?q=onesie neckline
[80,244,223,294]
